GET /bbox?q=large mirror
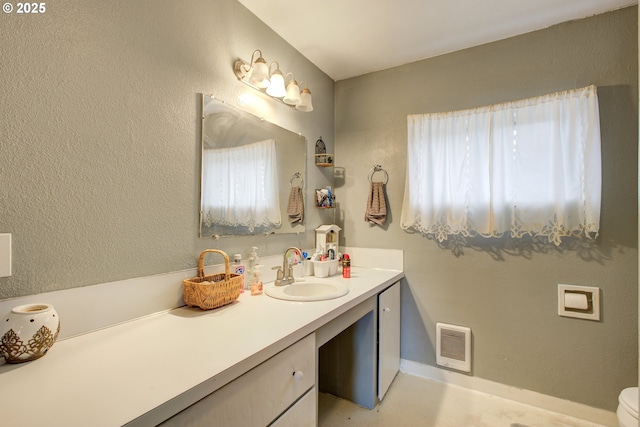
[200,95,306,237]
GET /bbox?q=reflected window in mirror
[202,139,281,233]
[199,95,306,237]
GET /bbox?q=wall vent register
[436,323,471,373]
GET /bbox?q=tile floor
[318,373,610,427]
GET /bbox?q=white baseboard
[400,359,618,427]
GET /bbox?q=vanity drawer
[270,387,316,427]
[160,333,315,427]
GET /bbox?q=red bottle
[342,254,351,278]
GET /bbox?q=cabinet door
[378,281,400,400]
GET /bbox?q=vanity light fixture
[234,49,313,112]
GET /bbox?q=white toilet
[617,387,638,427]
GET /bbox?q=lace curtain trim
[412,215,599,247]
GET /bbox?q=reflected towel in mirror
[287,186,304,224]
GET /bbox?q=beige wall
[0,0,335,298]
[335,7,638,411]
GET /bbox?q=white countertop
[0,267,403,427]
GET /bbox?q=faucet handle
[271,266,284,280]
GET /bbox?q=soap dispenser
[250,264,263,295]
[247,246,262,295]
[250,246,259,267]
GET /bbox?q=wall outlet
[0,234,11,277]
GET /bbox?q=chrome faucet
[272,246,302,286]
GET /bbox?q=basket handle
[197,249,231,279]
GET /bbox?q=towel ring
[290,172,304,189]
[368,165,388,184]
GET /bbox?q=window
[400,85,601,246]
[202,138,281,232]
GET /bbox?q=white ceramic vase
[0,303,60,363]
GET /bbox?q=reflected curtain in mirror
[199,95,306,237]
[202,139,281,232]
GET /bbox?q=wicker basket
[183,249,243,310]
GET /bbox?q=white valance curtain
[202,138,281,231]
[401,85,601,246]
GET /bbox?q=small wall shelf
[315,137,334,167]
[315,153,334,167]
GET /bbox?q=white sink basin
[264,279,349,302]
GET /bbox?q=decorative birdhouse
[315,224,341,254]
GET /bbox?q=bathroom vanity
[0,264,403,426]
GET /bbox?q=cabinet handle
[293,371,304,381]
[383,307,391,312]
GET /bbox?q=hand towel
[365,181,387,225]
[287,186,304,224]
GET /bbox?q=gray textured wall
[335,7,638,411]
[1,0,637,414]
[0,0,335,299]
